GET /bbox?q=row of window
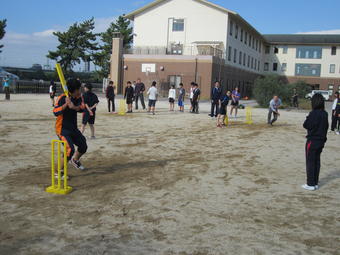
[264,62,339,76]
[228,46,260,71]
[265,46,337,58]
[229,20,262,53]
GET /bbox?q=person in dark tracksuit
[106,81,116,113]
[135,78,146,110]
[81,83,99,138]
[124,81,134,113]
[192,83,201,114]
[335,100,340,135]
[302,93,329,191]
[53,79,88,177]
[210,81,222,118]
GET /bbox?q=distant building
[110,0,340,98]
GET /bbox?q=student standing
[147,81,158,115]
[189,82,195,113]
[331,91,339,133]
[217,91,231,128]
[124,81,134,113]
[178,83,185,112]
[192,83,201,114]
[302,93,329,191]
[168,85,176,111]
[49,81,57,106]
[230,87,241,118]
[81,83,99,139]
[106,81,116,113]
[53,79,87,173]
[335,99,340,135]
[210,81,222,117]
[292,88,299,108]
[135,78,146,110]
[2,75,10,100]
[268,96,282,125]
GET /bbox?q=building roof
[124,0,236,20]
[263,34,340,45]
[192,41,224,45]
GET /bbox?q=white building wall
[264,45,340,78]
[133,0,228,52]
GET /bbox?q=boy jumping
[53,79,87,175]
[81,83,99,139]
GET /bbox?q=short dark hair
[127,81,131,84]
[152,81,157,86]
[179,83,183,86]
[191,82,195,86]
[109,81,113,85]
[67,78,81,93]
[194,83,198,87]
[85,83,93,91]
[171,85,175,89]
[311,93,325,110]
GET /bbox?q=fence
[0,80,103,94]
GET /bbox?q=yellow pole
[57,141,61,189]
[55,63,69,97]
[63,141,68,190]
[51,141,55,188]
[224,115,229,126]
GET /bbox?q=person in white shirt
[189,82,195,113]
[168,85,176,111]
[147,81,158,115]
[331,91,339,132]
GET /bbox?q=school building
[110,0,340,99]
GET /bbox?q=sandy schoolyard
[0,94,339,255]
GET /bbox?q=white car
[305,90,330,101]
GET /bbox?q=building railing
[124,45,225,59]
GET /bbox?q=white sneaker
[315,185,319,190]
[336,131,340,135]
[71,158,85,171]
[302,184,316,191]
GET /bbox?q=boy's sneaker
[54,173,69,180]
[301,184,316,191]
[315,185,319,190]
[90,136,96,139]
[71,158,85,171]
[336,131,340,135]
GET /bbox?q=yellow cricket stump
[224,115,229,126]
[46,140,72,195]
[118,99,126,116]
[245,106,253,124]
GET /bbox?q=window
[245,32,248,44]
[239,51,242,65]
[249,35,252,47]
[251,57,254,69]
[274,47,279,54]
[273,63,278,71]
[295,63,321,77]
[328,84,334,96]
[235,25,238,39]
[265,46,270,54]
[330,64,335,73]
[171,43,183,55]
[281,63,287,72]
[296,46,322,59]
[247,55,250,67]
[331,46,337,55]
[243,53,246,66]
[264,62,269,71]
[228,46,232,61]
[241,29,243,42]
[254,59,257,70]
[252,38,255,49]
[229,20,233,36]
[169,75,182,88]
[258,60,260,71]
[234,49,237,63]
[255,40,258,51]
[259,43,262,53]
[172,19,184,31]
[282,46,288,54]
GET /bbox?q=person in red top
[53,79,87,175]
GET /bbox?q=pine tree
[0,19,7,53]
[47,18,98,72]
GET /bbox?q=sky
[1,0,340,68]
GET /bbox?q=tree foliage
[47,18,98,72]
[93,15,133,77]
[254,75,311,107]
[0,19,7,53]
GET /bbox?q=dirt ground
[0,94,339,255]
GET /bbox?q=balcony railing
[124,45,225,59]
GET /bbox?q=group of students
[168,82,201,113]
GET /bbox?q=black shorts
[50,93,55,99]
[82,111,95,125]
[126,98,133,104]
[148,100,156,107]
[231,101,239,106]
[169,98,175,103]
[59,129,87,160]
[219,106,227,115]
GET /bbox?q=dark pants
[331,110,338,131]
[135,93,145,109]
[268,108,278,124]
[293,97,299,108]
[4,87,10,100]
[210,100,219,117]
[192,100,199,113]
[108,97,115,112]
[59,129,88,161]
[305,140,324,186]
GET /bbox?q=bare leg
[235,108,238,117]
[80,124,86,134]
[89,124,95,137]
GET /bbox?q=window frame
[172,19,185,32]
